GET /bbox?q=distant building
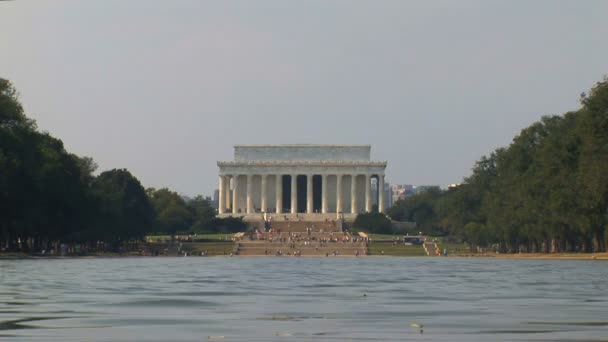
[372,180,393,209]
[448,183,462,190]
[384,182,392,208]
[390,184,414,203]
[217,144,387,221]
[412,185,440,194]
[388,184,441,203]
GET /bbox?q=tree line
[387,77,608,253]
[0,78,242,253]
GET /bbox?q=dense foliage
[147,188,242,234]
[91,169,155,242]
[386,188,443,235]
[388,78,608,253]
[0,78,230,253]
[1,79,100,251]
[353,212,392,234]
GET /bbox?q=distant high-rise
[374,180,393,209]
[384,182,392,208]
[390,184,413,203]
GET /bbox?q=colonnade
[218,174,385,215]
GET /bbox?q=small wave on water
[525,321,608,326]
[255,315,331,321]
[104,298,219,307]
[0,316,72,331]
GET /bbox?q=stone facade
[217,145,387,221]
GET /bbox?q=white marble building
[217,145,387,221]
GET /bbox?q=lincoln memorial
[217,145,387,222]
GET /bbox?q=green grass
[368,242,426,256]
[192,233,236,242]
[146,233,238,242]
[180,242,235,256]
[436,242,471,255]
[366,233,405,241]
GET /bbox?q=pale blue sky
[1,0,606,196]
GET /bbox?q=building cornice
[218,160,386,167]
[234,144,371,148]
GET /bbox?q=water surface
[1,257,607,341]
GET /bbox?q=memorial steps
[264,220,340,233]
[235,241,367,256]
[235,220,368,256]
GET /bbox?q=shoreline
[2,252,608,260]
[452,252,608,260]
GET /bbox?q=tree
[576,78,608,251]
[91,169,155,242]
[1,78,95,250]
[0,78,33,129]
[148,188,193,235]
[208,217,246,233]
[386,188,443,235]
[188,195,216,232]
[353,212,392,234]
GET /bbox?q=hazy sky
[1,0,607,196]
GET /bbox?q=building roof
[218,160,387,166]
[233,144,371,148]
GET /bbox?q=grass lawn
[146,233,239,242]
[180,241,235,256]
[192,233,236,242]
[436,242,471,255]
[368,241,426,256]
[365,233,406,241]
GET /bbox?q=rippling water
[1,257,607,341]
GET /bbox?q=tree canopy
[353,212,392,234]
[387,77,608,253]
[1,79,94,251]
[0,77,233,253]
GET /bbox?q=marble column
[218,175,225,214]
[378,174,385,213]
[291,174,297,214]
[225,176,231,211]
[320,174,327,214]
[351,174,357,214]
[336,174,343,214]
[276,175,282,214]
[365,174,372,213]
[306,174,313,214]
[246,174,253,214]
[261,175,267,213]
[232,175,239,214]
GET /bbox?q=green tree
[386,188,443,235]
[188,195,216,232]
[148,188,193,235]
[353,212,392,234]
[576,78,608,251]
[208,217,246,233]
[92,169,155,242]
[1,78,95,251]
